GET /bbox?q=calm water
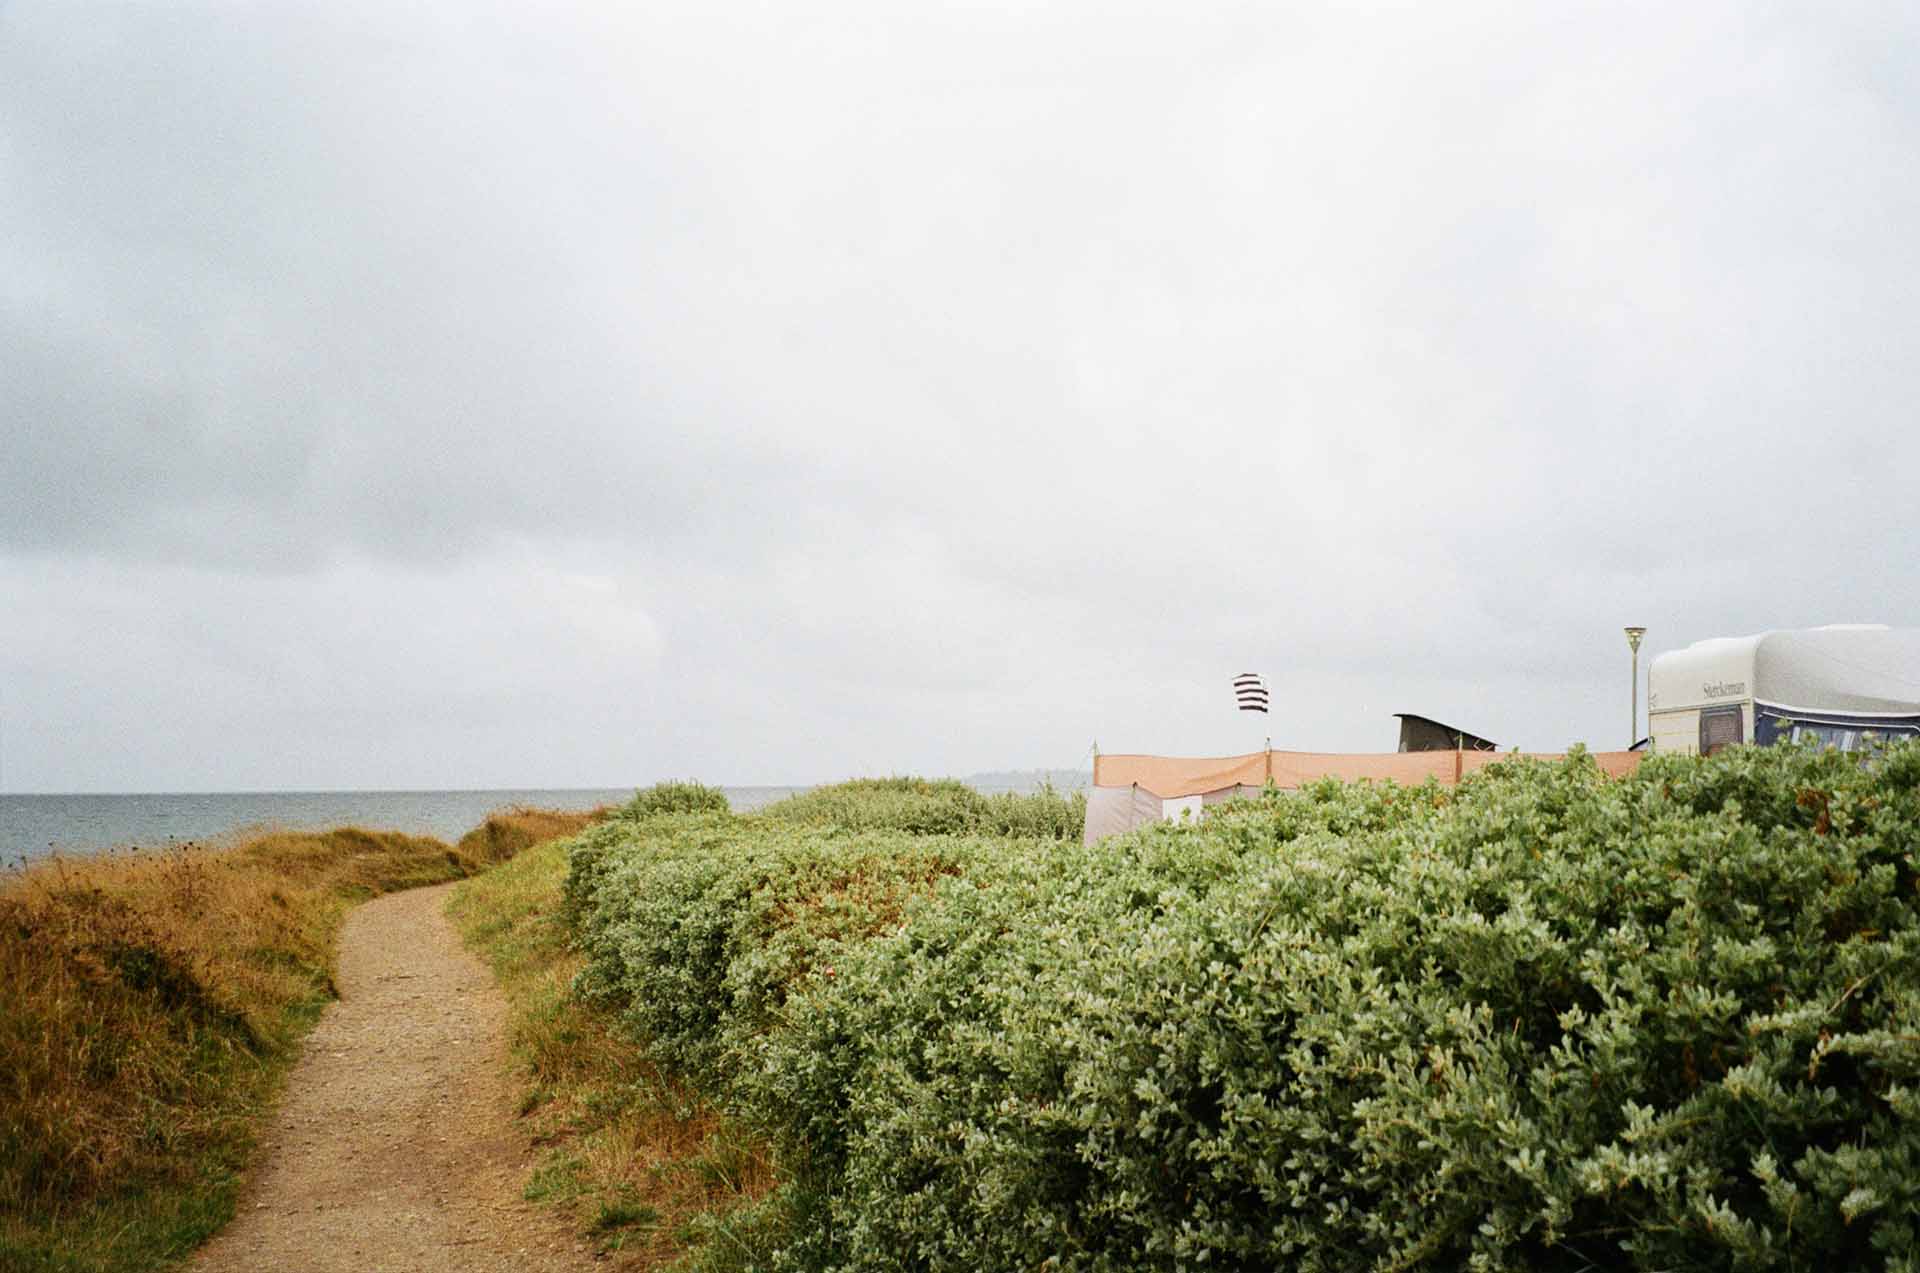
[0,787,810,865]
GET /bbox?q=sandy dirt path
[194,882,597,1272]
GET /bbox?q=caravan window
[1788,722,1919,752]
[1791,722,1860,751]
[1700,706,1743,755]
[1757,707,1920,753]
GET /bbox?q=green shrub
[567,812,995,1093]
[572,745,1920,1271]
[976,784,1088,840]
[759,776,1084,841]
[758,777,991,835]
[619,780,733,820]
[561,783,735,925]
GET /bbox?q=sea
[0,787,810,866]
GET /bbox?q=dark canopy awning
[1395,713,1497,753]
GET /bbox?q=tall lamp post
[1624,626,1647,747]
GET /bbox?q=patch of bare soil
[194,882,597,1272]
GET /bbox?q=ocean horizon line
[0,782,806,799]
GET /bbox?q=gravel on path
[193,881,598,1272]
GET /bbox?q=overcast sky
[3,1,1917,792]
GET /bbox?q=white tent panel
[1161,795,1205,823]
[1201,784,1265,806]
[1082,784,1165,846]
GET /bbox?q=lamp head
[1624,625,1647,653]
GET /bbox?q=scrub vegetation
[757,775,1085,840]
[455,779,1086,1267]
[448,804,776,1266]
[546,748,1920,1270]
[0,807,597,1273]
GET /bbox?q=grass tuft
[457,806,607,865]
[447,825,773,1269]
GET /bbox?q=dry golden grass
[0,811,594,1272]
[447,833,773,1267]
[457,805,607,865]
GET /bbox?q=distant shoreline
[1,772,1090,862]
[0,787,766,863]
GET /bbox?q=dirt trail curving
[194,882,596,1272]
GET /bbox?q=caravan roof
[1648,625,1920,717]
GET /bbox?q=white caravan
[1647,625,1920,755]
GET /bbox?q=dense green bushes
[568,752,1920,1270]
[571,813,985,1092]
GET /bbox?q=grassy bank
[446,800,774,1268]
[0,808,596,1273]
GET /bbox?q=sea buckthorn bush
[570,748,1920,1271]
[566,808,996,1093]
[759,777,1085,841]
[619,779,734,820]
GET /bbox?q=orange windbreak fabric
[1588,750,1645,779]
[1095,749,1643,798]
[1267,751,1457,789]
[1093,753,1267,798]
[1454,750,1644,780]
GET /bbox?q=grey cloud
[4,0,1919,788]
